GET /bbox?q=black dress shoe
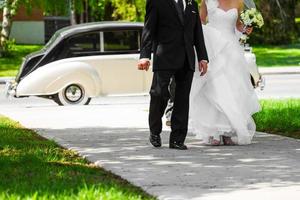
[169,142,188,150]
[149,134,161,147]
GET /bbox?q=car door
[94,29,152,95]
[66,32,101,58]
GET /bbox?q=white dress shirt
[174,0,186,11]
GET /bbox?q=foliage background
[249,0,300,44]
[1,0,300,46]
[92,0,300,45]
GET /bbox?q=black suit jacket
[140,0,209,71]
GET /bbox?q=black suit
[140,0,208,145]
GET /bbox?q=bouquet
[239,8,264,44]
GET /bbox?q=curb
[259,67,300,75]
[0,77,14,85]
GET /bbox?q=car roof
[58,21,144,38]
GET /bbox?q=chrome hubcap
[64,85,83,103]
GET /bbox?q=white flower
[240,8,264,28]
[239,34,249,44]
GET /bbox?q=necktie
[178,0,184,13]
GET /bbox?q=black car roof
[58,21,144,38]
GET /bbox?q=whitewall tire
[54,84,91,106]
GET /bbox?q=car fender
[16,61,102,97]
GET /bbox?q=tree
[68,0,146,23]
[0,0,147,57]
[0,0,20,56]
[251,0,300,44]
[67,0,112,24]
[0,0,68,56]
[110,0,145,21]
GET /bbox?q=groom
[138,0,208,150]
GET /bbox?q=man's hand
[138,59,150,71]
[199,60,208,76]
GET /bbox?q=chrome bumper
[258,76,266,90]
[4,80,16,98]
[254,75,265,91]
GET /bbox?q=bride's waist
[206,24,235,34]
[206,24,237,39]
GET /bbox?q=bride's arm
[200,1,208,24]
[236,0,253,34]
[236,0,245,32]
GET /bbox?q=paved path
[1,86,300,199]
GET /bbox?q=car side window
[103,30,140,53]
[67,32,100,56]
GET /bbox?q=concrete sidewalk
[0,96,300,200]
[0,66,300,84]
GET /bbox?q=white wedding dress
[189,0,261,145]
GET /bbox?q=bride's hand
[245,26,253,35]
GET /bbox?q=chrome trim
[258,76,266,91]
[4,81,16,98]
[64,85,84,103]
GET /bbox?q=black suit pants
[149,57,193,144]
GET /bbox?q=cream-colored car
[6,22,152,105]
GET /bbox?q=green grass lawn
[0,116,156,200]
[254,99,300,139]
[0,45,42,77]
[253,43,300,67]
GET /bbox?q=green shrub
[0,39,16,58]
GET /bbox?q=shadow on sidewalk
[36,127,300,199]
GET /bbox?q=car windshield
[43,32,61,50]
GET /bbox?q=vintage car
[6,22,153,105]
[5,22,263,106]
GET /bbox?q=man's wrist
[200,60,208,63]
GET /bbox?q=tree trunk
[0,6,13,56]
[69,0,77,25]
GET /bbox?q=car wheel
[54,84,91,106]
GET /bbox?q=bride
[189,0,261,145]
